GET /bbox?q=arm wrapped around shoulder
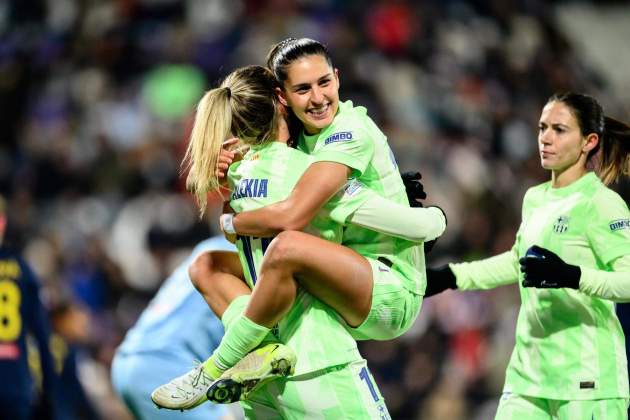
[350,197,446,243]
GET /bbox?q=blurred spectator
[47,300,99,420]
[618,303,630,417]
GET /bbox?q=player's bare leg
[245,230,373,328]
[189,251,250,318]
[155,232,373,407]
[153,249,296,409]
[204,231,373,404]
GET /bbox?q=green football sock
[220,295,278,346]
[201,356,223,379]
[221,295,250,331]
[203,314,270,374]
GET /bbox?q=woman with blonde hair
[152,64,444,417]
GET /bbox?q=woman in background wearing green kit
[426,92,630,419]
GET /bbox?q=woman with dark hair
[152,64,444,417]
[425,92,630,419]
[152,37,446,409]
[153,36,447,415]
[215,37,439,342]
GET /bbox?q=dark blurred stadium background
[2,0,630,419]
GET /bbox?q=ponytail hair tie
[225,87,231,98]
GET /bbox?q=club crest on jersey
[232,178,268,199]
[552,215,569,233]
[324,131,353,145]
[609,219,630,231]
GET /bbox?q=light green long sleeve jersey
[450,172,630,400]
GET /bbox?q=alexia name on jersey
[232,178,269,200]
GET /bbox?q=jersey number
[359,366,380,402]
[0,279,22,341]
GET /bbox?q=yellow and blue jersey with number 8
[0,248,56,399]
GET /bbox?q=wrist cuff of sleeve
[427,205,447,227]
[567,264,581,289]
[222,213,236,234]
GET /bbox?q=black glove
[520,245,580,289]
[424,265,457,297]
[401,171,427,208]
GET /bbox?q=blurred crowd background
[2,0,630,419]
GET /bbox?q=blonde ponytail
[182,66,279,216]
[182,87,231,216]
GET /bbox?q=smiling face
[537,100,598,186]
[276,54,339,135]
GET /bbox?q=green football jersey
[228,141,369,376]
[462,172,630,400]
[298,100,425,294]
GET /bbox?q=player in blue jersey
[111,236,238,420]
[0,195,58,420]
